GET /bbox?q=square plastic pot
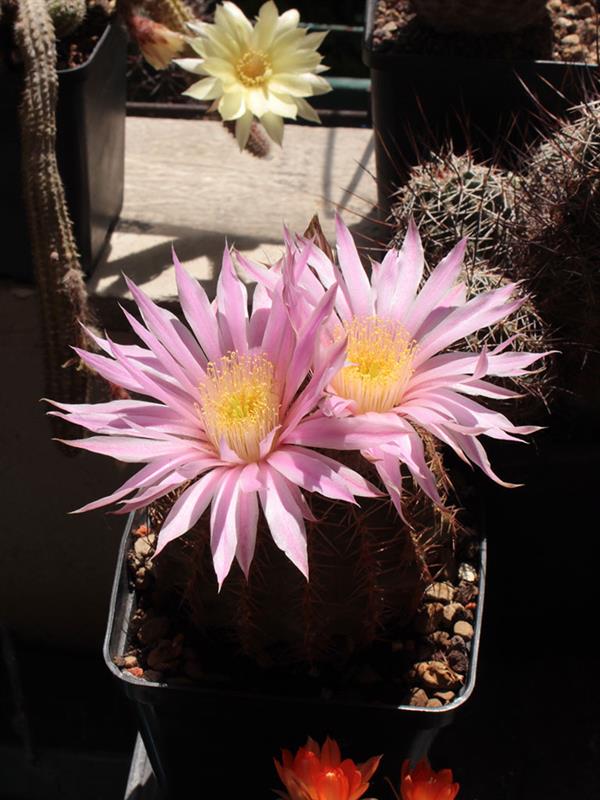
[104,512,486,799]
[0,19,127,282]
[362,0,600,212]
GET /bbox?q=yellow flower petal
[183,76,224,101]
[202,56,237,83]
[175,57,208,75]
[293,96,321,123]
[275,8,300,34]
[235,111,253,149]
[260,111,284,145]
[246,87,270,117]
[265,91,297,119]
[218,89,246,120]
[250,0,279,50]
[268,73,314,98]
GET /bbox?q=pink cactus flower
[241,217,548,517]
[46,249,409,586]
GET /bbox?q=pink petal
[283,412,409,450]
[374,217,424,320]
[234,489,259,577]
[282,283,338,408]
[282,336,348,434]
[413,285,524,366]
[119,305,202,396]
[72,454,196,513]
[58,435,198,462]
[173,248,222,362]
[155,467,227,555]
[266,447,356,503]
[210,467,244,588]
[216,247,249,355]
[124,275,206,380]
[258,465,308,578]
[403,238,466,334]
[335,214,374,318]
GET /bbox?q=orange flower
[275,736,381,800]
[400,759,460,800]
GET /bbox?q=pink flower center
[331,316,416,413]
[198,352,280,461]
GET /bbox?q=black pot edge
[58,18,124,80]
[103,511,486,717]
[361,0,599,72]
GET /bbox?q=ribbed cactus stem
[15,0,109,441]
[46,0,87,37]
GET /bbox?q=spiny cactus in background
[509,100,600,408]
[15,0,110,442]
[411,0,548,34]
[390,153,551,402]
[144,453,458,668]
[223,118,271,159]
[391,152,518,270]
[46,0,87,37]
[141,0,195,32]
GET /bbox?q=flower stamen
[199,352,280,461]
[331,316,416,413]
[235,49,272,87]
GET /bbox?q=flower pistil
[199,352,280,461]
[331,316,416,413]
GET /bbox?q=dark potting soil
[113,509,481,710]
[372,0,600,64]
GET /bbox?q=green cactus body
[46,0,87,37]
[391,152,550,403]
[411,0,548,34]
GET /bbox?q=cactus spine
[46,0,87,37]
[509,100,600,406]
[390,153,550,402]
[15,0,109,440]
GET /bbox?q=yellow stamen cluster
[235,50,272,87]
[331,316,416,413]
[199,352,280,462]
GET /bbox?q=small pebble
[454,620,474,639]
[124,655,138,668]
[448,650,469,674]
[449,635,467,652]
[562,33,581,45]
[458,563,477,583]
[442,602,465,627]
[126,667,144,678]
[426,698,443,708]
[413,661,463,690]
[408,688,429,707]
[429,630,451,648]
[424,581,455,604]
[134,538,152,559]
[434,690,456,703]
[113,656,125,668]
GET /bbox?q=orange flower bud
[127,15,185,70]
[275,736,381,800]
[400,759,460,800]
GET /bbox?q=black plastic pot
[104,513,486,799]
[362,0,599,212]
[0,20,127,283]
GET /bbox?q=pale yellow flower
[175,1,331,149]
